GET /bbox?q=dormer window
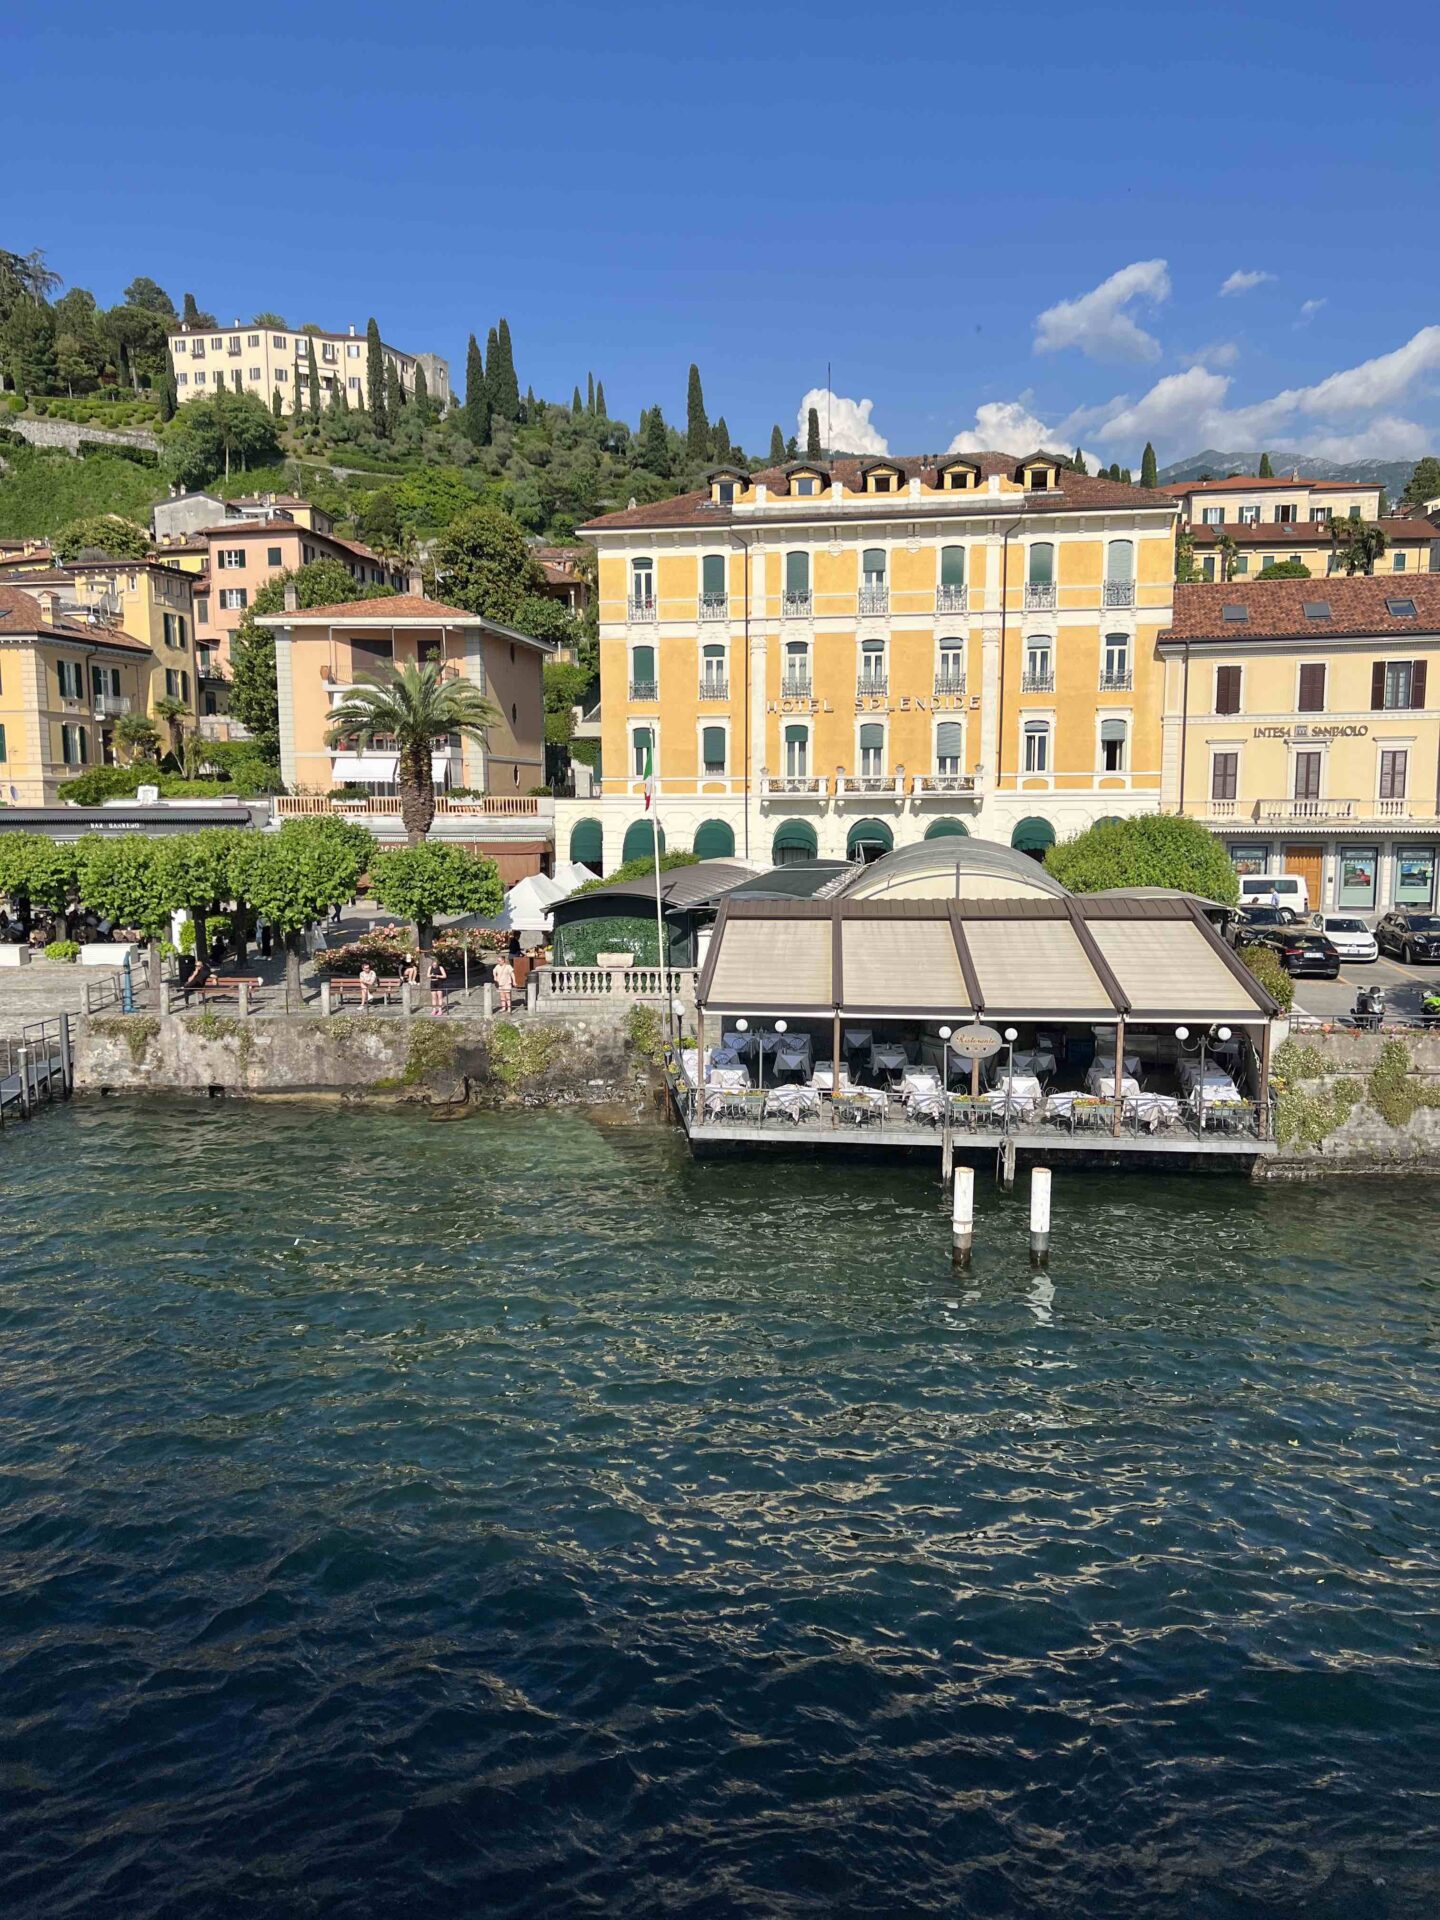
[936,459,981,492]
[1018,455,1061,491]
[858,461,904,495]
[785,464,827,499]
[708,467,748,506]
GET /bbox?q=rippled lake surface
[2,1102,1438,1918]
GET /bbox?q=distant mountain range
[1157,448,1421,500]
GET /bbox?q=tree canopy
[367,841,502,942]
[1045,815,1238,905]
[431,505,545,624]
[53,513,152,561]
[162,389,281,487]
[228,558,396,757]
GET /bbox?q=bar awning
[331,752,398,782]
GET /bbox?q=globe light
[1004,1028,1018,1042]
[1217,1026,1232,1042]
[1174,1026,1189,1041]
[774,1018,788,1033]
[735,1017,749,1032]
[938,1026,952,1041]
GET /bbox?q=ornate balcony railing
[836,773,900,800]
[1377,797,1411,817]
[1024,582,1056,611]
[780,673,813,698]
[1103,580,1136,608]
[782,590,812,619]
[1021,668,1055,692]
[627,596,656,622]
[1258,797,1356,823]
[93,694,132,718]
[698,677,729,700]
[762,773,827,797]
[933,670,966,697]
[1099,666,1133,691]
[856,672,888,696]
[628,678,658,701]
[698,593,728,620]
[1206,799,1238,818]
[858,585,889,616]
[935,583,968,613]
[913,773,979,795]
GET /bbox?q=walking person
[493,954,516,1015]
[428,957,449,1018]
[357,960,379,1010]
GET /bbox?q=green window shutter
[940,545,965,586]
[786,551,809,593]
[784,723,806,746]
[702,726,725,765]
[0,723,6,762]
[702,642,724,663]
[1028,543,1054,585]
[569,818,603,867]
[702,555,725,595]
[693,819,735,858]
[859,722,883,752]
[631,645,654,681]
[936,721,963,760]
[862,547,885,578]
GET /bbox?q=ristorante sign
[766,693,972,715]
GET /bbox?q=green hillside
[0,442,167,539]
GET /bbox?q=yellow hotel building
[1160,576,1440,913]
[565,452,1178,871]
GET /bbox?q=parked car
[1313,914,1379,962]
[1376,911,1440,964]
[1247,926,1341,978]
[1229,905,1302,949]
[1238,872,1311,916]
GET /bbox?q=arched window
[940,545,965,585]
[1106,538,1134,581]
[700,554,726,608]
[1102,632,1130,688]
[700,642,726,697]
[693,819,735,859]
[630,556,654,611]
[784,723,809,779]
[631,725,654,778]
[621,818,666,862]
[785,551,810,601]
[1011,816,1055,859]
[936,721,964,775]
[924,817,970,839]
[629,644,656,698]
[1100,717,1127,773]
[859,638,886,692]
[783,640,811,694]
[862,547,886,583]
[1023,718,1050,774]
[859,722,885,777]
[1027,542,1054,585]
[772,819,817,865]
[568,818,603,870]
[936,639,965,694]
[846,817,893,862]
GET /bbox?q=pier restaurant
[678,840,1282,1164]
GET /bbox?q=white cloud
[796,387,888,455]
[1092,365,1234,447]
[946,397,1097,466]
[1296,298,1326,326]
[1182,340,1240,369]
[1033,259,1170,364]
[1302,417,1431,461]
[1219,269,1276,297]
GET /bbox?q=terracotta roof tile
[1164,475,1377,495]
[1161,577,1440,642]
[256,594,479,624]
[1189,516,1437,546]
[580,452,1176,532]
[0,585,152,650]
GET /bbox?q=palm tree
[153,695,192,773]
[324,662,501,843]
[1329,518,1389,576]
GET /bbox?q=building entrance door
[1284,844,1324,908]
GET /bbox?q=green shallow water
[1,1101,1438,1918]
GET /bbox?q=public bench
[329,975,405,1006]
[192,974,264,1005]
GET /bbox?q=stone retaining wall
[76,1007,661,1112]
[4,416,160,456]
[1263,1029,1440,1178]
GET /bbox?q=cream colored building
[561,452,1179,873]
[168,323,450,418]
[11,561,200,731]
[1166,473,1384,526]
[1160,576,1440,911]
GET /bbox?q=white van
[1238,872,1310,915]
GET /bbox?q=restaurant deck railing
[273,795,552,820]
[540,965,697,1005]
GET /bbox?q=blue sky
[10,0,1439,466]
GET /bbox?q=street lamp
[939,1025,951,1100]
[1003,1026,1019,1125]
[672,996,685,1052]
[1175,1023,1207,1130]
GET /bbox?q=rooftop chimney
[283,582,298,613]
[406,567,425,597]
[35,589,58,626]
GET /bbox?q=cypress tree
[492,318,520,421]
[785,434,798,458]
[1140,441,1158,489]
[686,363,708,460]
[231,369,243,394]
[1121,466,1132,485]
[158,364,176,422]
[1071,446,1087,475]
[1107,461,1121,481]
[586,371,595,414]
[806,407,821,458]
[594,381,606,418]
[272,386,283,420]
[385,358,404,425]
[525,383,536,416]
[639,404,670,475]
[306,337,321,423]
[414,362,429,420]
[484,325,500,422]
[712,417,732,461]
[769,423,785,465]
[366,318,387,436]
[462,333,488,444]
[1258,451,1274,478]
[572,384,583,414]
[328,374,346,417]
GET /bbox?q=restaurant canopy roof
[696,894,1278,1023]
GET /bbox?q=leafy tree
[769,423,785,464]
[685,363,708,460]
[463,332,488,444]
[0,248,61,322]
[232,817,375,998]
[74,833,171,952]
[156,360,177,421]
[594,380,606,418]
[163,388,281,486]
[324,662,501,844]
[1217,533,1240,581]
[1257,559,1312,579]
[272,386,284,419]
[1328,518,1389,575]
[56,329,103,395]
[570,848,698,896]
[357,488,402,549]
[1175,528,1195,583]
[53,514,152,561]
[806,407,821,458]
[0,833,80,935]
[1140,441,1158,489]
[393,464,480,536]
[305,336,321,423]
[1045,814,1239,905]
[229,558,397,756]
[491,317,520,422]
[413,361,430,422]
[638,404,670,475]
[114,711,161,763]
[155,827,251,959]
[367,841,502,962]
[1238,943,1293,1013]
[181,293,217,329]
[123,277,176,318]
[1120,467,1132,485]
[1402,455,1440,509]
[365,317,386,436]
[785,434,798,458]
[432,505,545,624]
[327,373,346,418]
[483,325,501,421]
[1258,452,1274,478]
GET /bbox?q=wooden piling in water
[951,1168,974,1268]
[1029,1167,1052,1267]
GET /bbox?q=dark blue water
[2,1103,1438,1918]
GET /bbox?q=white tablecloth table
[833,1086,888,1125]
[1092,1049,1141,1077]
[842,1028,873,1056]
[1086,1068,1141,1099]
[871,1042,910,1074]
[774,1036,814,1076]
[1012,1048,1057,1078]
[765,1084,821,1122]
[900,1067,941,1102]
[707,1066,751,1092]
[986,1072,1043,1119]
[809,1060,852,1093]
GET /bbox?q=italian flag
[643,738,655,811]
